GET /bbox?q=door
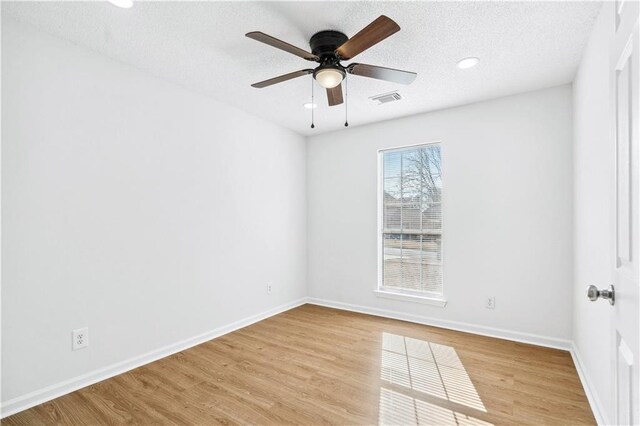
[611,1,639,424]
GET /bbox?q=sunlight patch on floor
[380,332,488,424]
[379,387,492,426]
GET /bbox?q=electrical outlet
[485,297,496,310]
[72,327,89,351]
[267,282,273,294]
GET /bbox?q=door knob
[587,285,615,305]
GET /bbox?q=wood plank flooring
[3,304,595,425]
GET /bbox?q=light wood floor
[4,304,595,425]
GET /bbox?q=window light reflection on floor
[379,387,492,426]
[379,332,490,425]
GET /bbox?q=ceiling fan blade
[251,69,314,88]
[327,83,344,106]
[336,16,400,60]
[347,63,417,85]
[246,31,319,61]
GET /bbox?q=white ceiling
[3,1,601,136]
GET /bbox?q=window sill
[374,290,447,307]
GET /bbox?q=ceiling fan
[246,15,417,107]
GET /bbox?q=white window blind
[380,143,442,296]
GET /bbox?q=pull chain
[344,74,349,127]
[311,77,315,129]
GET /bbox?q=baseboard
[0,297,308,419]
[570,343,608,425]
[307,297,572,350]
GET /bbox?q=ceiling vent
[370,91,402,105]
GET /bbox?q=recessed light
[108,0,133,9]
[457,57,479,69]
[303,102,317,109]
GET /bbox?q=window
[379,143,443,300]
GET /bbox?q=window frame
[376,141,447,307]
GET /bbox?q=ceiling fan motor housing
[310,30,348,65]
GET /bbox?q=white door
[611,1,639,424]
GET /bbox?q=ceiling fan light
[314,67,345,89]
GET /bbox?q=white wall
[307,85,574,343]
[1,19,306,406]
[572,3,613,424]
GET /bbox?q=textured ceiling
[3,1,601,136]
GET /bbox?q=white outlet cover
[72,327,89,351]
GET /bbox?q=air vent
[370,91,402,105]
